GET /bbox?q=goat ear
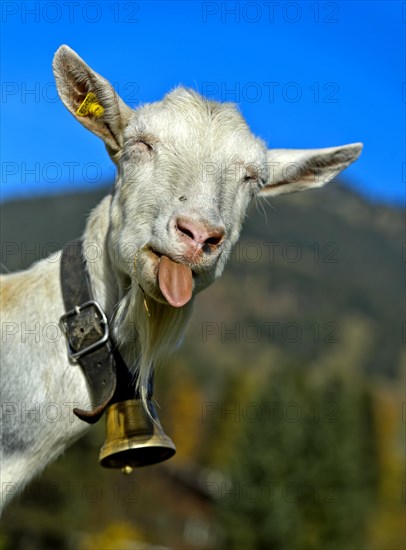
[258,143,363,197]
[52,45,133,158]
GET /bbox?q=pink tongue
[158,255,193,308]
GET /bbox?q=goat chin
[112,285,194,413]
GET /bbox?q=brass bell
[99,399,176,474]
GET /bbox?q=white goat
[0,45,362,509]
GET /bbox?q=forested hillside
[1,182,403,549]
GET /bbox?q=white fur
[0,45,362,511]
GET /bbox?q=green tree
[216,366,379,550]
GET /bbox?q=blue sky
[1,1,404,205]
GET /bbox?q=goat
[0,45,362,509]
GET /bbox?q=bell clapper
[121,465,133,475]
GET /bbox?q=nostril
[176,222,195,241]
[204,233,224,246]
[175,217,225,248]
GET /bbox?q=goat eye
[243,174,258,184]
[243,173,262,194]
[127,139,153,154]
[136,140,153,153]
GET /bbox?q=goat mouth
[144,246,198,278]
[146,246,162,258]
[142,246,195,308]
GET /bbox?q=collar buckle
[60,300,109,361]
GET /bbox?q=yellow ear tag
[76,92,104,118]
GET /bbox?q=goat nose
[175,216,225,248]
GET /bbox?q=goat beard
[112,286,193,410]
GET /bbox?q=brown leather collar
[59,240,143,424]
